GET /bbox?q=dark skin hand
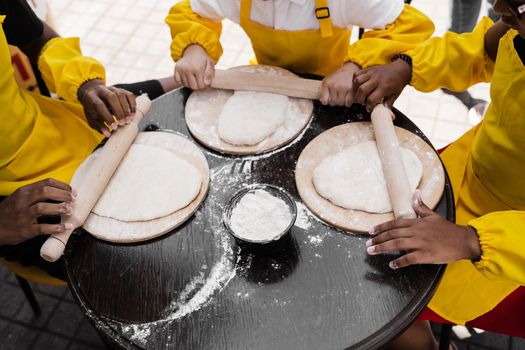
[0,179,75,245]
[353,59,411,112]
[352,19,510,111]
[77,79,136,137]
[20,22,136,138]
[366,192,482,269]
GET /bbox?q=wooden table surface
[64,88,454,350]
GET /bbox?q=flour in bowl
[229,189,293,242]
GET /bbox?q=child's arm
[366,193,482,270]
[346,5,435,70]
[320,5,433,107]
[353,18,506,110]
[166,0,223,90]
[368,196,525,285]
[9,0,135,137]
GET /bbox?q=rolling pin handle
[40,233,70,262]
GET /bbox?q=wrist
[391,55,412,86]
[77,78,103,102]
[183,44,207,58]
[464,225,482,261]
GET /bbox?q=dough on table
[294,122,445,233]
[312,141,423,213]
[185,65,313,155]
[218,91,289,145]
[92,144,202,222]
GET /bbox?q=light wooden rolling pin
[40,95,152,262]
[213,69,416,219]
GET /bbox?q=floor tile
[14,293,60,328]
[0,282,26,319]
[74,319,106,347]
[33,282,68,299]
[1,323,39,350]
[469,331,511,350]
[512,336,525,350]
[46,301,86,337]
[32,332,70,350]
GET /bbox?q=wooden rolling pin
[371,105,417,219]
[211,69,322,100]
[40,95,152,262]
[212,69,416,219]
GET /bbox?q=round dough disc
[312,141,423,213]
[71,132,210,243]
[295,122,445,233]
[185,65,314,155]
[92,144,202,222]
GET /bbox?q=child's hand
[78,79,136,138]
[366,192,482,269]
[174,44,215,90]
[0,179,76,245]
[353,60,411,112]
[320,62,361,107]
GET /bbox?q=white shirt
[189,0,405,31]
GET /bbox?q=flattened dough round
[71,132,210,243]
[295,122,445,233]
[185,65,313,155]
[313,141,423,213]
[218,91,289,145]
[92,144,202,222]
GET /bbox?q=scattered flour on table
[230,190,292,242]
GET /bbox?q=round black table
[64,88,454,350]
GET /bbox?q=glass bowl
[223,184,297,244]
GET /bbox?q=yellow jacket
[407,17,525,323]
[0,15,103,196]
[166,1,434,75]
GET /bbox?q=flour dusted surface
[312,141,423,213]
[230,189,292,242]
[218,91,289,146]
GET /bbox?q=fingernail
[64,223,74,230]
[111,122,117,130]
[368,226,376,235]
[413,189,422,206]
[366,239,373,247]
[60,203,71,214]
[103,130,111,138]
[389,261,398,270]
[126,116,131,124]
[366,246,377,255]
[118,119,124,126]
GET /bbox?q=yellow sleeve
[346,5,434,68]
[165,0,223,63]
[38,37,105,102]
[407,17,495,92]
[468,211,525,285]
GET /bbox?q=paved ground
[1,0,524,349]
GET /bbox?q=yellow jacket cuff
[38,37,105,102]
[166,0,223,63]
[468,211,525,285]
